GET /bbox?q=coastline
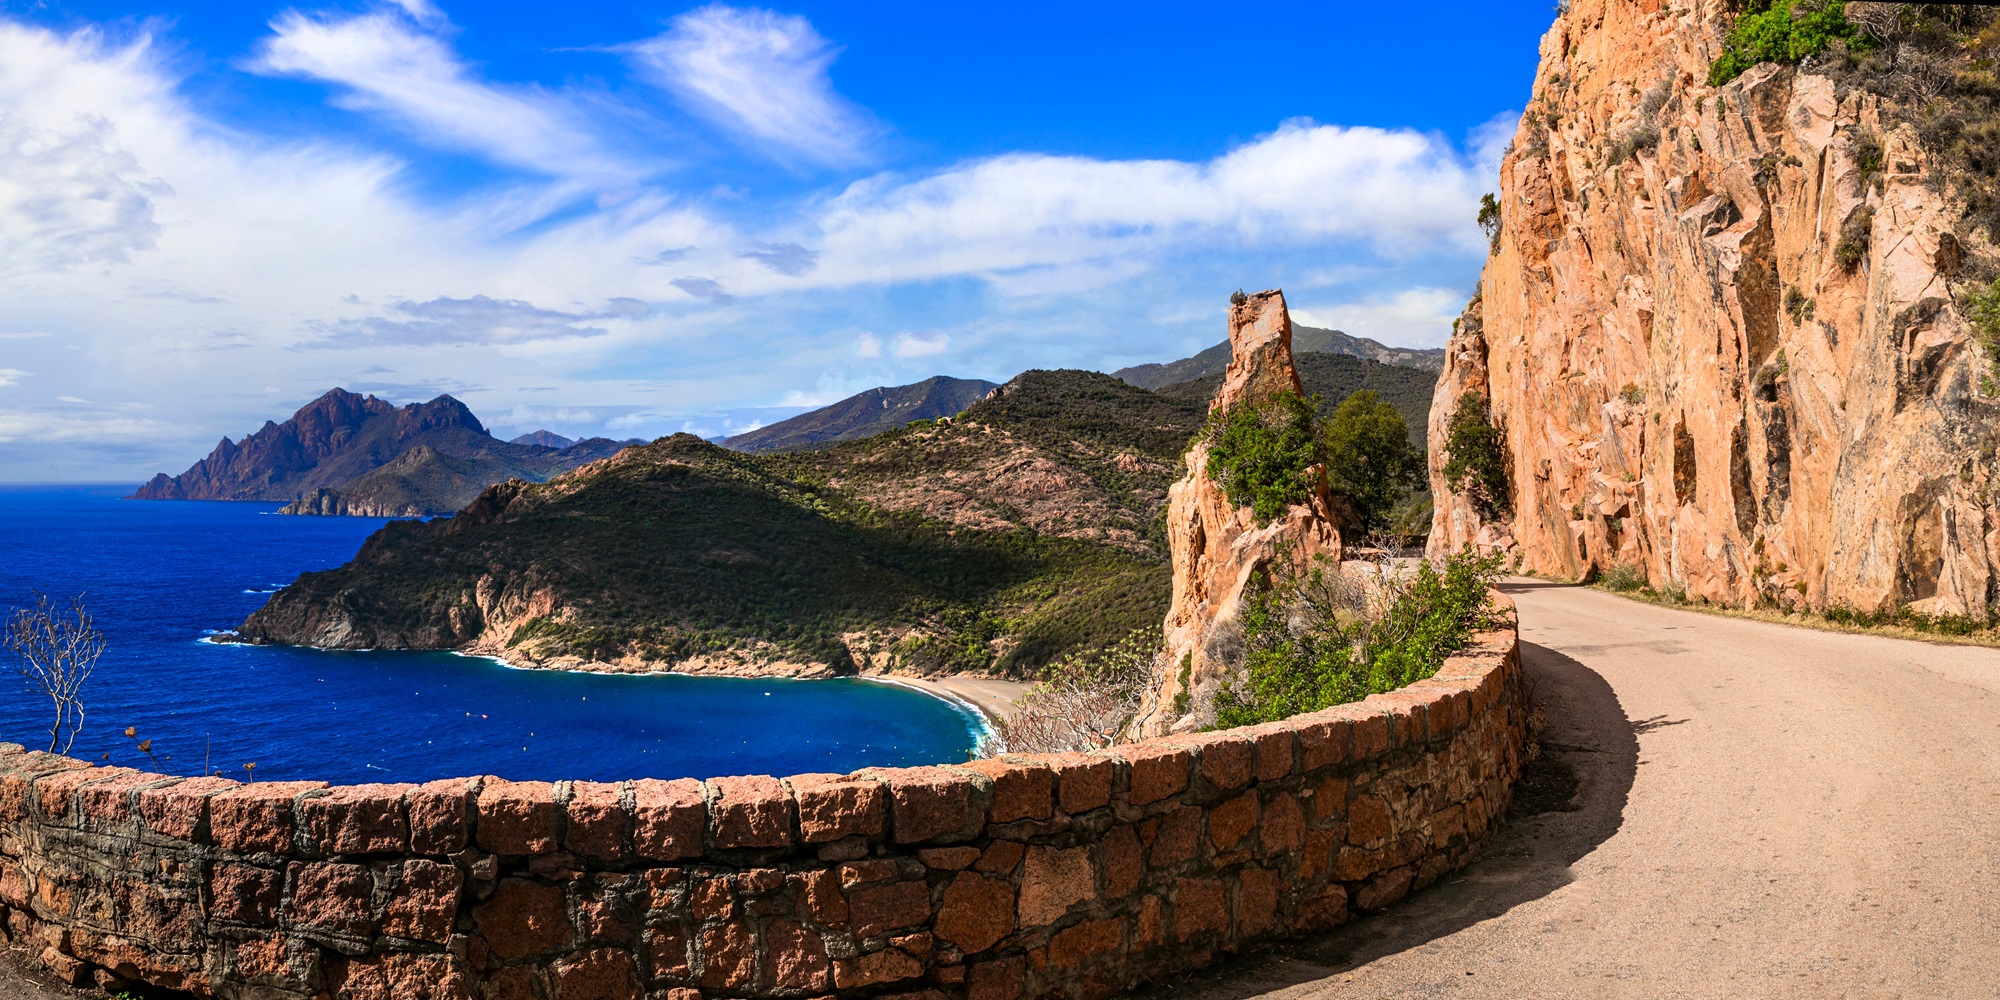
[860,672,1028,728]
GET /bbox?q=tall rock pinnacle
[1137,289,1344,736]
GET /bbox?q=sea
[0,485,984,786]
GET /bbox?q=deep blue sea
[0,486,981,786]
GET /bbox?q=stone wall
[0,597,1524,1000]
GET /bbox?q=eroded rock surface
[1138,291,1344,735]
[1430,0,2000,615]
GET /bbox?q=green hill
[722,375,999,453]
[240,371,1203,678]
[1157,353,1437,444]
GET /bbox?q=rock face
[1138,291,1344,735]
[1429,0,2000,616]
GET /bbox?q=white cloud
[1468,109,1520,185]
[302,295,646,348]
[0,369,25,386]
[497,404,597,429]
[807,121,1488,289]
[851,331,880,358]
[630,5,875,167]
[892,331,948,358]
[392,0,448,28]
[0,409,173,444]
[251,10,634,181]
[1294,286,1468,349]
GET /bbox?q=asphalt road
[1148,581,2000,999]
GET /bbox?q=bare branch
[5,594,104,754]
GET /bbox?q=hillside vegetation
[1157,352,1437,444]
[242,371,1202,677]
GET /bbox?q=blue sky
[0,0,1551,480]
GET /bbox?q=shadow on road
[1134,640,1640,999]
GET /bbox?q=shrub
[1964,278,2000,365]
[1598,562,1647,592]
[1784,286,1815,325]
[1205,390,1322,525]
[1708,1,1864,87]
[1320,390,1422,534]
[1619,382,1646,405]
[1441,392,1510,516]
[1835,206,1873,269]
[1211,548,1506,729]
[979,627,1163,754]
[1477,193,1502,251]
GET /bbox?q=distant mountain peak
[722,374,999,453]
[1111,324,1444,390]
[510,430,575,449]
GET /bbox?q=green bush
[1477,193,1502,251]
[1212,549,1506,729]
[1441,392,1510,516]
[1320,390,1421,533]
[1708,1,1864,87]
[1205,390,1322,525]
[1964,278,2000,364]
[1598,563,1648,592]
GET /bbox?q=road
[1148,580,2000,999]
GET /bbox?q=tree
[1477,193,1502,250]
[5,595,104,754]
[1442,391,1510,516]
[1321,390,1422,533]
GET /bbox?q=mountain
[132,388,624,517]
[510,430,574,448]
[1425,3,2000,615]
[721,375,999,453]
[1112,324,1444,390]
[239,370,1203,678]
[1157,353,1438,444]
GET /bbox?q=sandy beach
[866,673,1030,726]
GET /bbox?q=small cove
[0,485,982,785]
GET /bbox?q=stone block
[631,778,705,861]
[138,776,237,842]
[299,784,414,856]
[406,778,476,855]
[967,956,1025,1000]
[1115,743,1189,806]
[210,781,327,854]
[960,758,1052,823]
[383,859,461,944]
[1237,867,1279,937]
[1016,845,1092,929]
[792,868,846,925]
[1098,824,1141,899]
[209,862,283,926]
[762,919,831,992]
[1147,806,1202,867]
[644,926,690,984]
[475,779,558,856]
[563,781,628,861]
[1167,732,1253,793]
[284,861,374,939]
[918,847,981,870]
[327,952,468,1000]
[1260,793,1305,854]
[1171,877,1227,941]
[37,766,135,822]
[475,878,572,961]
[862,766,981,844]
[75,770,167,825]
[1353,865,1414,912]
[1346,794,1391,846]
[1206,794,1256,852]
[785,773,884,843]
[1047,916,1124,968]
[0,754,87,822]
[552,947,639,1000]
[1296,713,1352,772]
[976,840,1025,875]
[847,879,931,937]
[1245,723,1297,782]
[833,947,923,989]
[933,872,1014,954]
[698,919,757,990]
[707,775,792,849]
[1029,752,1114,815]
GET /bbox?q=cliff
[1430,0,2000,616]
[134,389,618,516]
[240,371,1204,677]
[1137,290,1345,735]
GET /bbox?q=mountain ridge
[1113,324,1444,390]
[722,375,999,453]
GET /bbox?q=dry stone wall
[0,599,1523,1000]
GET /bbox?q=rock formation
[1138,290,1344,735]
[133,388,620,517]
[1429,0,2000,616]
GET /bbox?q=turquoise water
[0,486,981,785]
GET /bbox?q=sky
[0,0,1552,482]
